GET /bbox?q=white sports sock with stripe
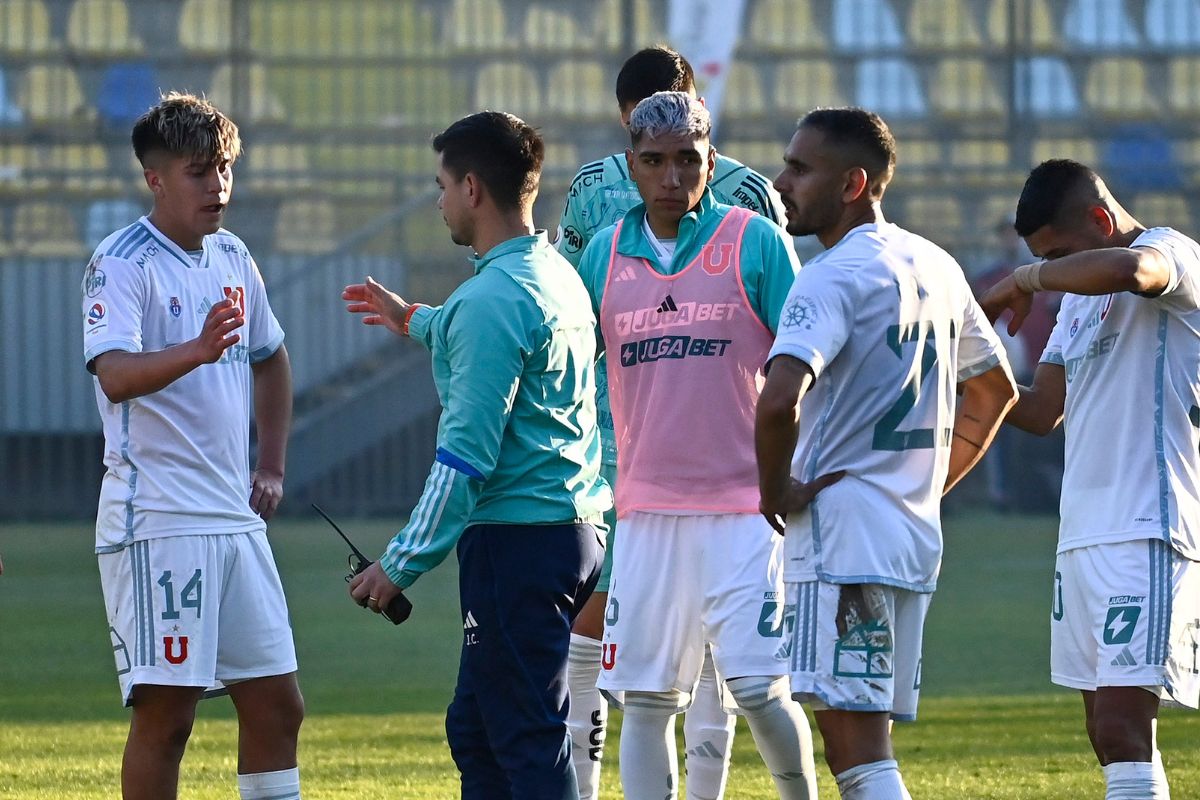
[620,691,682,800]
[726,676,817,800]
[1104,760,1169,799]
[237,767,301,800]
[567,633,606,800]
[834,759,911,800]
[683,649,735,800]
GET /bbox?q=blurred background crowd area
[5,0,1197,519]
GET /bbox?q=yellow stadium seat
[931,59,1004,118]
[747,0,826,52]
[0,144,34,195]
[0,0,58,54]
[541,142,581,190]
[546,61,609,120]
[42,144,122,195]
[67,0,143,55]
[275,199,337,254]
[1084,58,1158,118]
[243,143,314,194]
[208,63,286,124]
[523,4,587,50]
[1133,192,1192,230]
[250,0,438,57]
[178,0,231,55]
[949,139,1017,186]
[909,0,982,49]
[19,65,95,125]
[475,62,541,120]
[987,0,1058,48]
[904,195,964,242]
[596,0,663,50]
[14,202,87,257]
[1168,58,1200,115]
[722,62,767,119]
[1031,138,1099,166]
[774,59,845,116]
[446,0,514,51]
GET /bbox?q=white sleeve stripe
[398,463,452,553]
[391,464,456,576]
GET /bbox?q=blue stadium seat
[1146,0,1200,47]
[85,199,142,250]
[1102,125,1183,193]
[855,57,926,118]
[832,0,905,51]
[1063,0,1141,49]
[0,68,23,126]
[96,62,159,128]
[1013,57,1080,118]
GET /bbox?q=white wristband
[1012,262,1044,293]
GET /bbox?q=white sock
[834,759,911,800]
[683,649,735,800]
[1153,750,1170,795]
[237,767,301,800]
[568,634,607,800]
[726,677,817,800]
[621,691,682,800]
[1104,761,1169,799]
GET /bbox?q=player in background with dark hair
[84,92,302,800]
[759,107,1015,799]
[557,44,787,800]
[982,159,1200,800]
[343,111,612,799]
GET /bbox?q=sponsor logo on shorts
[1104,605,1141,645]
[163,635,189,665]
[601,643,617,670]
[833,586,893,679]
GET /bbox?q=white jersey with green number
[769,222,1007,591]
[1040,227,1200,560]
[556,151,785,268]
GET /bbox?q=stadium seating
[1146,0,1200,46]
[84,198,142,250]
[948,139,1015,185]
[721,61,767,119]
[13,201,87,257]
[1132,191,1193,230]
[66,0,143,56]
[523,4,587,51]
[177,0,230,55]
[908,0,983,50]
[475,62,542,121]
[931,59,1004,118]
[546,61,610,120]
[249,0,438,58]
[0,145,31,196]
[96,62,159,128]
[1083,58,1158,118]
[208,63,286,125]
[18,65,95,125]
[1063,0,1142,49]
[773,58,845,115]
[986,0,1057,48]
[274,199,337,255]
[855,57,926,118]
[1013,57,1080,117]
[902,195,964,245]
[0,69,23,126]
[746,0,826,52]
[832,0,905,51]
[596,0,663,51]
[1032,137,1100,167]
[1168,57,1200,115]
[242,143,314,195]
[446,0,514,51]
[46,144,122,196]
[0,0,58,54]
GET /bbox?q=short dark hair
[798,107,896,188]
[132,91,241,167]
[1014,159,1102,237]
[615,46,695,109]
[432,111,544,209]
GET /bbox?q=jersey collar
[616,188,718,266]
[138,215,212,270]
[470,231,548,275]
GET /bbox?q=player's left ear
[842,167,869,204]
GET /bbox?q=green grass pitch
[2,512,1198,798]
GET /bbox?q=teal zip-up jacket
[576,190,800,343]
[380,232,612,589]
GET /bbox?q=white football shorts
[786,580,931,721]
[98,531,298,706]
[596,511,791,710]
[1051,538,1200,708]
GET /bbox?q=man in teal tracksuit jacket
[344,111,612,800]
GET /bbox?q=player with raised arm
[980,159,1200,800]
[577,91,817,800]
[83,93,302,800]
[757,108,1016,799]
[558,45,787,800]
[342,111,611,799]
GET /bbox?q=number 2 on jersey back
[873,321,940,452]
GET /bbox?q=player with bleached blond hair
[84,92,302,800]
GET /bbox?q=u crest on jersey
[701,242,735,275]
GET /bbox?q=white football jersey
[1040,227,1200,560]
[770,223,1007,591]
[82,216,285,553]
